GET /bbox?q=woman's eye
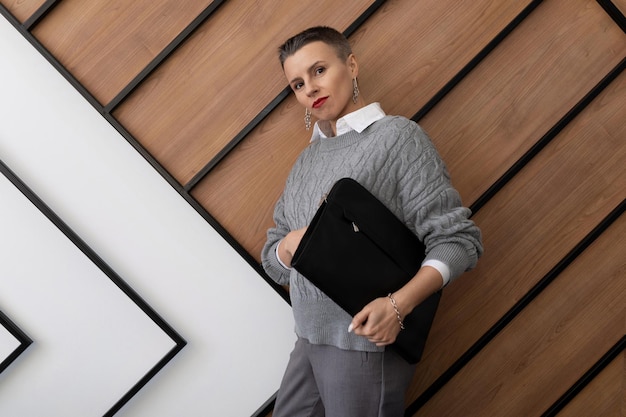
[315,67,325,75]
[294,82,304,90]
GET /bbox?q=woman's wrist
[387,293,405,330]
[393,266,444,317]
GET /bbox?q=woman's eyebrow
[289,60,323,85]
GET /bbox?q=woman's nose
[305,82,318,97]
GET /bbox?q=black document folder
[291,177,440,363]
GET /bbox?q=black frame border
[0,159,187,416]
[0,310,32,374]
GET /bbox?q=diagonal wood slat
[419,0,626,206]
[0,0,45,23]
[406,66,626,408]
[419,213,625,415]
[556,350,625,417]
[113,0,375,185]
[31,0,215,105]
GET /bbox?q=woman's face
[283,41,360,129]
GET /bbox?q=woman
[261,26,483,417]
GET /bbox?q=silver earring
[352,78,360,104]
[304,108,311,131]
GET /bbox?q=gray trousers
[273,337,416,417]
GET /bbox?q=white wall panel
[0,171,177,415]
[0,15,294,416]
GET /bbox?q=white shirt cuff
[422,259,450,288]
[275,240,292,270]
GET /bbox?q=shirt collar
[311,102,386,142]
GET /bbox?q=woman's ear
[347,54,359,78]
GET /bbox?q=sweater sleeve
[396,122,483,284]
[261,189,292,286]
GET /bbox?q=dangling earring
[352,78,360,104]
[304,108,311,131]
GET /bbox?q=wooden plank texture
[558,352,625,417]
[191,0,535,260]
[417,214,625,416]
[31,0,213,105]
[343,0,533,118]
[419,0,626,205]
[113,0,374,185]
[406,66,626,408]
[0,0,45,23]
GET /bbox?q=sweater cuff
[275,239,292,270]
[421,259,450,287]
[424,242,471,284]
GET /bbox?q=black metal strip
[411,0,544,122]
[250,392,277,417]
[180,185,292,304]
[0,159,187,416]
[104,116,292,303]
[343,0,389,38]
[22,0,61,31]
[596,0,626,33]
[0,310,33,374]
[542,335,626,417]
[1,7,288,413]
[404,200,625,416]
[6,160,188,346]
[2,4,273,303]
[104,344,185,416]
[0,5,107,112]
[102,113,291,303]
[2,0,279,293]
[183,0,389,192]
[183,84,291,191]
[469,57,626,214]
[104,0,228,113]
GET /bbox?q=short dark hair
[278,26,352,69]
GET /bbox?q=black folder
[291,177,440,363]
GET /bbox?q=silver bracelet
[387,293,405,330]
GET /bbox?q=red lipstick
[312,97,328,109]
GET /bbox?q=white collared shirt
[279,102,451,287]
[311,102,386,141]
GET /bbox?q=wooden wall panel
[191,0,535,259]
[3,0,625,415]
[420,0,626,204]
[419,214,625,416]
[113,0,374,185]
[406,67,626,406]
[343,0,533,118]
[558,353,625,417]
[0,0,44,23]
[31,0,214,105]
[191,94,305,257]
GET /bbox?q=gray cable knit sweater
[261,115,483,353]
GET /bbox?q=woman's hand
[277,227,308,268]
[349,296,403,346]
[348,266,445,346]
